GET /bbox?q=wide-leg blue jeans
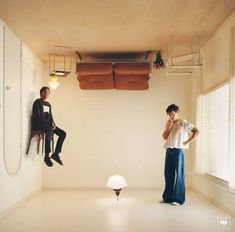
[162,148,185,204]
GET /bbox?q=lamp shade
[48,81,60,90]
[50,74,58,82]
[106,175,127,189]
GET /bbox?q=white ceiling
[0,0,235,61]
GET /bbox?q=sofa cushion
[114,63,151,75]
[79,74,114,90]
[77,63,113,76]
[114,74,149,90]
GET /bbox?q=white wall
[43,67,194,189]
[202,13,234,92]
[0,19,44,214]
[192,10,235,216]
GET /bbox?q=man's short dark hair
[40,86,50,94]
[166,104,179,113]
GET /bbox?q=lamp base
[113,189,122,201]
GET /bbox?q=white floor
[0,190,234,232]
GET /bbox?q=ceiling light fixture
[166,71,193,76]
[48,46,72,89]
[167,35,203,69]
[170,64,202,68]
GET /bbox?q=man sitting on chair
[32,86,66,167]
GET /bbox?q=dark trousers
[162,148,185,204]
[44,126,66,154]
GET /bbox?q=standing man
[32,86,66,167]
[160,104,199,205]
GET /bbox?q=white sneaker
[171,202,180,206]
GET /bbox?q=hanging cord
[2,32,23,177]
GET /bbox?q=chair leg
[27,132,45,155]
[52,135,55,153]
[37,135,41,154]
[42,134,44,156]
[26,136,32,154]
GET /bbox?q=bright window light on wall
[202,83,229,180]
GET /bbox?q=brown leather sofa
[76,62,151,90]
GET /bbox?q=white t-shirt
[164,119,194,149]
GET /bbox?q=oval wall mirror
[2,26,22,176]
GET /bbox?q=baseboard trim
[0,188,42,218]
[192,187,235,217]
[43,186,163,191]
[43,186,192,191]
